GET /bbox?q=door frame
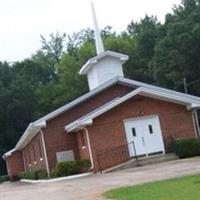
[123,114,165,157]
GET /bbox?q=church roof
[3,76,200,157]
[65,86,200,132]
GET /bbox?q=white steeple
[90,0,104,55]
[79,0,129,90]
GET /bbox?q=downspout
[193,109,200,138]
[84,128,94,169]
[5,159,10,176]
[22,151,27,172]
[40,130,50,177]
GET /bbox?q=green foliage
[126,15,161,82]
[150,0,200,95]
[105,174,200,200]
[51,161,80,178]
[77,159,91,169]
[0,175,10,184]
[41,32,66,64]
[171,138,200,158]
[20,169,47,180]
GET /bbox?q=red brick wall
[6,151,24,178]
[9,84,131,174]
[22,132,46,171]
[76,130,90,160]
[41,84,133,171]
[87,96,196,171]
[6,84,197,175]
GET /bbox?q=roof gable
[65,87,200,132]
[12,76,200,151]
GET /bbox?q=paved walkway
[1,157,200,200]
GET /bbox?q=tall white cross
[90,0,104,55]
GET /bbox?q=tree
[125,15,162,82]
[67,28,94,55]
[150,0,200,95]
[41,32,66,65]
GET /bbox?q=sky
[0,0,181,62]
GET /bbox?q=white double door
[124,115,165,157]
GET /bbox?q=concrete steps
[103,153,178,173]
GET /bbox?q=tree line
[0,0,200,174]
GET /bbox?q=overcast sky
[0,0,181,62]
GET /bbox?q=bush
[0,175,10,184]
[77,160,91,169]
[171,138,200,158]
[51,161,80,178]
[20,169,47,180]
[36,169,48,179]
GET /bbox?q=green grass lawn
[105,174,200,200]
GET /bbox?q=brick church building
[3,1,200,178]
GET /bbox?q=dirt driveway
[1,157,200,200]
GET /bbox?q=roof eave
[15,121,47,150]
[66,119,93,133]
[33,76,121,125]
[2,148,16,160]
[187,103,200,110]
[64,88,200,133]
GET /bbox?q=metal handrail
[96,140,138,173]
[128,140,139,166]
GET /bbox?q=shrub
[51,161,80,178]
[50,167,57,178]
[0,175,10,184]
[171,138,200,158]
[36,169,48,179]
[77,160,91,169]
[20,169,47,180]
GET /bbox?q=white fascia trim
[14,76,200,149]
[118,77,200,103]
[187,103,200,110]
[66,119,93,132]
[140,88,200,108]
[32,120,47,128]
[18,76,200,133]
[15,121,46,150]
[79,51,129,75]
[2,148,16,159]
[33,76,120,126]
[66,88,143,132]
[66,87,200,133]
[11,77,121,151]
